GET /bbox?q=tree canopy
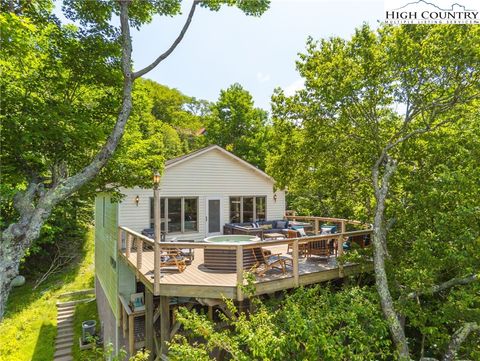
[203,83,270,169]
[267,24,480,359]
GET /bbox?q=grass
[0,227,95,361]
[71,299,100,361]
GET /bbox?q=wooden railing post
[293,239,299,287]
[126,233,132,259]
[118,228,123,252]
[337,234,345,277]
[314,219,319,235]
[337,234,344,258]
[136,237,143,270]
[236,245,244,301]
[153,185,161,295]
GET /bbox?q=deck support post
[236,246,244,301]
[128,312,134,356]
[160,296,170,355]
[145,289,154,361]
[153,184,161,295]
[293,239,299,287]
[314,219,319,235]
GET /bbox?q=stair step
[58,309,75,315]
[54,348,72,358]
[58,315,74,321]
[57,325,73,333]
[57,298,93,307]
[56,340,74,349]
[56,331,74,339]
[57,305,76,311]
[53,356,73,361]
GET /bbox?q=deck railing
[118,218,372,299]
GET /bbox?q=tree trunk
[372,156,411,360]
[0,0,134,319]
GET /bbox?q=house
[94,145,287,354]
[94,145,372,359]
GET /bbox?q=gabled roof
[165,145,274,182]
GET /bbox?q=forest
[0,1,479,361]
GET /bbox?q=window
[150,197,198,233]
[243,197,254,223]
[184,198,198,232]
[168,198,182,233]
[229,196,267,223]
[255,197,266,221]
[230,197,241,223]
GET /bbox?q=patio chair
[160,249,187,272]
[307,239,331,260]
[251,248,292,277]
[286,229,309,256]
[165,237,195,265]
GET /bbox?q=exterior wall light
[153,170,161,188]
[273,193,277,202]
[135,195,140,206]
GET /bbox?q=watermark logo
[384,0,479,24]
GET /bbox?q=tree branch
[46,0,134,203]
[133,0,200,79]
[405,274,479,300]
[442,322,479,361]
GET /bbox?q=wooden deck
[119,242,370,300]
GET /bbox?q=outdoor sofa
[223,220,291,238]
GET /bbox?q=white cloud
[256,72,271,83]
[283,78,305,96]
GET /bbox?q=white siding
[118,148,285,241]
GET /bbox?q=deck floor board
[123,243,348,296]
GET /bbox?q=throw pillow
[298,227,307,237]
[260,224,272,230]
[276,220,287,229]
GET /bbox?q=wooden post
[145,289,154,361]
[337,234,345,277]
[136,238,143,270]
[293,239,299,287]
[160,296,170,355]
[314,219,319,235]
[236,246,244,301]
[118,228,123,252]
[337,234,344,258]
[122,307,127,338]
[128,313,134,356]
[208,306,213,321]
[154,185,161,295]
[126,233,132,259]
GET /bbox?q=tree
[169,285,393,361]
[0,0,270,319]
[268,25,480,360]
[204,83,270,169]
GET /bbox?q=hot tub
[203,235,261,272]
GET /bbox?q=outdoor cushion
[260,224,272,230]
[275,220,287,229]
[297,227,307,237]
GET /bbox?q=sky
[130,0,385,111]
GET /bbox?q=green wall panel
[95,193,119,318]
